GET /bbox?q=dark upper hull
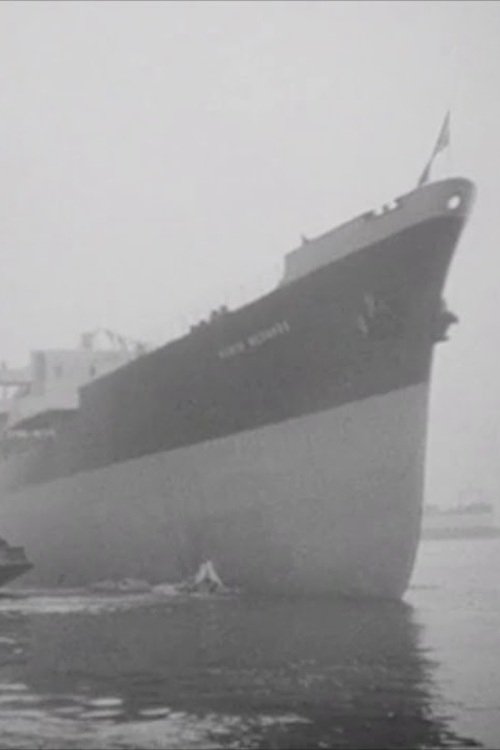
[1,205,470,492]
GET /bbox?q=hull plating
[0,382,428,598]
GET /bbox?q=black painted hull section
[4,214,463,491]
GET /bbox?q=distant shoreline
[421,527,500,541]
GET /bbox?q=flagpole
[448,110,453,177]
[416,111,451,187]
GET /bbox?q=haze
[1,1,499,508]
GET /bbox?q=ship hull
[0,381,428,598]
[0,178,475,598]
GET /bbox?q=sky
[0,1,499,507]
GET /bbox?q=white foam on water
[0,708,49,721]
[0,694,42,705]
[0,702,313,749]
[0,594,152,616]
[86,697,123,708]
[79,709,122,720]
[138,706,169,718]
[152,583,180,596]
[257,713,312,726]
[92,710,238,749]
[0,581,239,621]
[0,683,29,692]
[164,710,188,721]
[52,706,86,716]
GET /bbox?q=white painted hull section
[0,383,429,598]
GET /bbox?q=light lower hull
[0,382,429,598]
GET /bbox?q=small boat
[0,537,33,586]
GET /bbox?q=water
[0,538,498,749]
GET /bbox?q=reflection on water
[0,589,482,749]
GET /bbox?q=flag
[418,111,450,187]
[432,111,450,158]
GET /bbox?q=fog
[1,1,499,508]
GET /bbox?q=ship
[0,118,476,598]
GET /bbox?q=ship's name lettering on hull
[219,321,291,360]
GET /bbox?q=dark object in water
[0,537,33,586]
